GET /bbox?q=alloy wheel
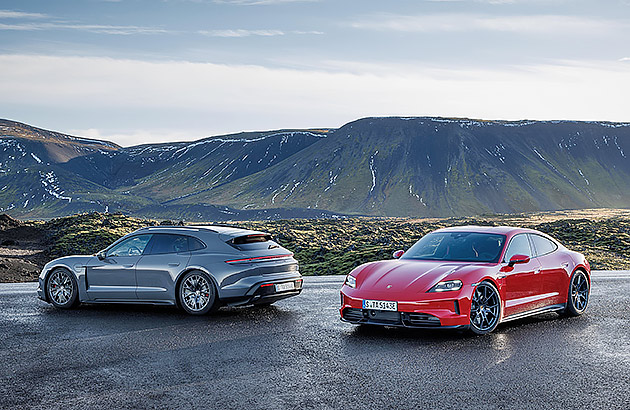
[470,283,501,333]
[181,274,211,312]
[48,270,74,305]
[570,271,589,313]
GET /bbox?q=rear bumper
[340,289,470,328]
[223,278,304,307]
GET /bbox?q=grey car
[37,225,303,314]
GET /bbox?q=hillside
[187,117,630,216]
[2,209,630,282]
[2,117,630,219]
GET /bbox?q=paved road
[1,272,629,409]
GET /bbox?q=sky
[0,0,629,146]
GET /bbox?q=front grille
[366,309,401,324]
[405,312,441,327]
[343,308,363,322]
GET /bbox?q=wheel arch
[174,266,219,308]
[471,276,503,319]
[43,264,79,302]
[473,276,501,293]
[566,265,590,304]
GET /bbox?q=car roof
[433,225,542,236]
[135,225,267,237]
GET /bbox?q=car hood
[353,259,495,294]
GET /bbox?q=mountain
[2,117,630,220]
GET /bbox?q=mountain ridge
[2,116,630,220]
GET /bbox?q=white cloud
[0,10,47,19]
[198,28,322,37]
[212,0,319,5]
[0,22,168,34]
[619,57,630,62]
[1,54,629,146]
[68,128,192,147]
[350,13,627,34]
[199,29,285,37]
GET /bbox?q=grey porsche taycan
[37,225,303,314]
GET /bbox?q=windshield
[401,232,506,263]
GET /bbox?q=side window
[188,237,206,251]
[503,234,532,262]
[107,234,152,257]
[147,234,190,255]
[530,234,558,257]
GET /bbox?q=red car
[340,226,590,334]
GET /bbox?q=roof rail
[138,226,211,232]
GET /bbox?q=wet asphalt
[1,272,629,410]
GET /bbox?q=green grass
[32,210,630,274]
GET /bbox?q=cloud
[619,57,630,62]
[68,128,191,147]
[0,9,168,35]
[349,13,627,34]
[0,10,47,19]
[198,28,322,37]
[198,29,285,37]
[212,0,319,5]
[0,22,169,34]
[1,54,629,146]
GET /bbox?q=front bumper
[37,278,46,302]
[340,287,470,328]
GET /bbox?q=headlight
[345,274,356,288]
[428,280,462,292]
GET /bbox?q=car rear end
[195,227,303,306]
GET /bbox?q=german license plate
[275,282,295,292]
[362,299,398,311]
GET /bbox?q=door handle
[122,264,134,268]
[561,262,569,268]
[168,263,180,267]
[534,268,541,274]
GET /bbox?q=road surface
[1,272,629,409]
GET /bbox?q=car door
[529,233,565,307]
[135,234,192,302]
[501,233,542,317]
[85,234,153,301]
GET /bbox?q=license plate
[275,282,295,292]
[362,299,398,311]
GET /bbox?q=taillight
[225,253,293,264]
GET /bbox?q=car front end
[340,271,474,329]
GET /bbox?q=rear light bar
[225,253,293,264]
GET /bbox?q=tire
[178,271,217,315]
[46,268,79,309]
[563,270,590,317]
[469,281,501,335]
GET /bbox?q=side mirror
[392,250,404,259]
[508,254,530,267]
[96,250,106,261]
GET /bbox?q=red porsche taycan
[340,226,590,334]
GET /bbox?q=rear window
[230,234,272,245]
